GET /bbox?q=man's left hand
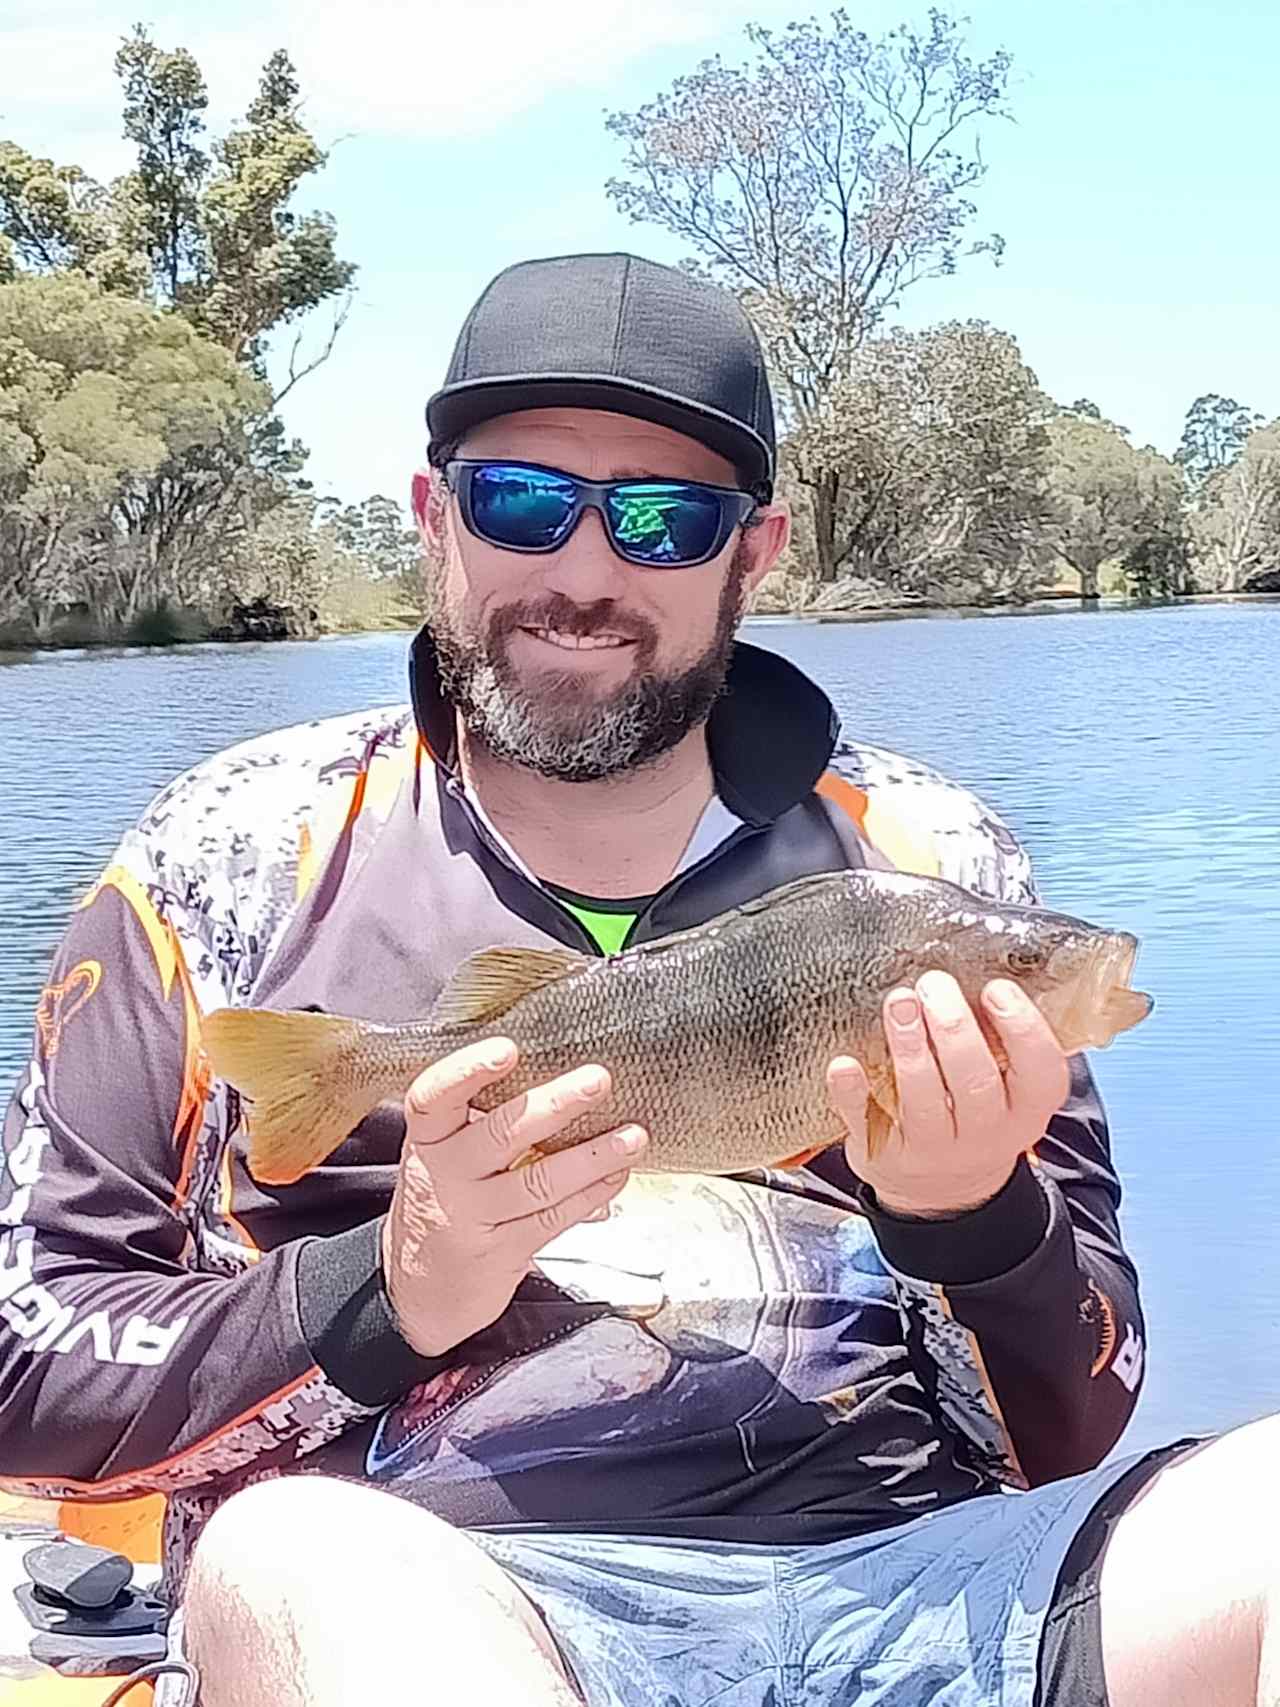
[828,972,1071,1219]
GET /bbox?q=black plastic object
[12,1536,171,1676]
[23,1540,134,1608]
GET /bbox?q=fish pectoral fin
[862,1066,901,1163]
[865,1099,898,1161]
[429,945,591,1026]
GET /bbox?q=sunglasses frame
[443,459,760,569]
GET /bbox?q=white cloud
[0,0,756,171]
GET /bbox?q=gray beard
[427,560,746,783]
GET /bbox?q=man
[0,253,1273,1707]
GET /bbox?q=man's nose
[539,506,630,600]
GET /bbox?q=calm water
[2,605,1278,1458]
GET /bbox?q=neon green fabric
[557,899,638,955]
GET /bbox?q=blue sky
[2,0,1277,510]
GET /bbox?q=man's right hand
[382,1038,648,1357]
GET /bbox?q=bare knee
[1113,1415,1280,1568]
[1099,1416,1280,1707]
[182,1474,572,1706]
[184,1473,495,1625]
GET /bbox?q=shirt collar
[408,624,839,828]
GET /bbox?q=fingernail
[613,1125,647,1155]
[985,981,1023,1015]
[580,1069,610,1099]
[918,972,966,1020]
[483,1042,516,1070]
[888,993,920,1027]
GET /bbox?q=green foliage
[0,142,96,276]
[1175,394,1264,493]
[1188,420,1280,591]
[789,319,1053,603]
[0,25,368,647]
[318,560,423,634]
[0,273,266,631]
[318,492,420,576]
[1122,531,1191,602]
[1,27,354,369]
[1041,413,1185,601]
[199,490,422,640]
[0,264,409,646]
[114,27,211,308]
[199,50,355,366]
[0,142,148,294]
[126,595,211,645]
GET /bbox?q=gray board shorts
[156,1438,1194,1707]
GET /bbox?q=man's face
[415,408,788,782]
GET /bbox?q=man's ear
[410,468,448,547]
[741,502,793,598]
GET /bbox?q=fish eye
[1005,943,1047,974]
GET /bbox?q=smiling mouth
[523,627,635,652]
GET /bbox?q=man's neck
[458,725,717,900]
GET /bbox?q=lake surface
[2,604,1278,1460]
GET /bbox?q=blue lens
[470,465,577,549]
[606,483,723,565]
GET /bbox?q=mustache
[488,596,658,650]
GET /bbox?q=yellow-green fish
[203,870,1152,1187]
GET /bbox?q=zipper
[625,822,766,947]
[442,775,603,956]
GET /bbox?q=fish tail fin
[202,1007,381,1186]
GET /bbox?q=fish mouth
[1075,932,1153,1047]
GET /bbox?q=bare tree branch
[268,293,352,412]
[605,11,1011,579]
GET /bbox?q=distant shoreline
[2,593,1276,661]
[749,590,1280,625]
[0,614,420,660]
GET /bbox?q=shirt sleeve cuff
[295,1216,455,1407]
[858,1155,1052,1285]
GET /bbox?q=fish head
[963,908,1154,1053]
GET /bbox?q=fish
[201,869,1153,1187]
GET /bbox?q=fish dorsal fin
[733,872,848,917]
[627,872,848,966]
[430,945,590,1025]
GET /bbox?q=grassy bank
[0,601,213,652]
[0,572,423,654]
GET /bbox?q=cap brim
[426,375,773,500]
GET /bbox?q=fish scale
[429,880,887,1169]
[202,869,1152,1187]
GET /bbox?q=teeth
[534,629,628,651]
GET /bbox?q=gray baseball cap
[426,253,776,501]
